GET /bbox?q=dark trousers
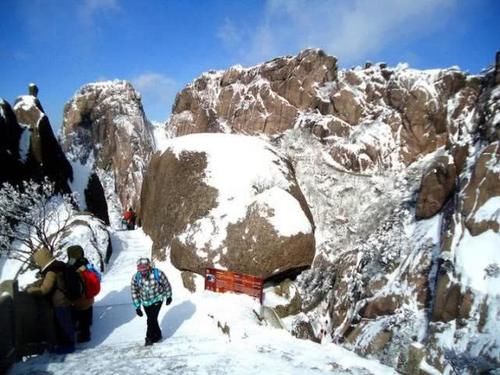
[53,306,75,348]
[73,306,93,338]
[144,302,162,341]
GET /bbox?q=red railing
[204,268,264,304]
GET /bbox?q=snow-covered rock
[161,50,500,372]
[416,154,456,219]
[11,86,73,194]
[169,49,337,136]
[57,212,112,271]
[61,80,155,226]
[461,142,500,235]
[167,49,473,172]
[141,133,315,279]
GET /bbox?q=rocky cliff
[161,50,500,373]
[61,80,155,225]
[0,99,26,186]
[0,85,73,193]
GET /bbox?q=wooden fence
[204,268,264,304]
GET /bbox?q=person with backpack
[131,257,172,346]
[123,207,136,230]
[27,246,75,354]
[67,245,100,343]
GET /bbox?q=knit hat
[67,245,84,260]
[137,257,151,272]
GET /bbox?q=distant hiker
[123,207,136,230]
[131,257,172,346]
[27,246,75,354]
[67,245,100,343]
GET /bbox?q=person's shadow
[83,286,136,348]
[160,300,196,338]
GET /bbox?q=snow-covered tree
[0,179,74,265]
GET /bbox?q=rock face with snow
[141,133,315,279]
[415,155,456,219]
[170,49,337,136]
[162,50,500,373]
[61,80,154,225]
[58,212,112,271]
[0,99,26,185]
[167,49,471,171]
[12,89,73,194]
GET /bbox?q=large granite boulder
[61,80,154,225]
[13,89,73,194]
[141,133,315,279]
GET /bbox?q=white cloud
[234,0,457,66]
[79,0,120,26]
[131,73,178,122]
[217,18,243,47]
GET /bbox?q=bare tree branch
[0,179,76,261]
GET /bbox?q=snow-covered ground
[9,229,395,374]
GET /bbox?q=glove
[166,296,172,306]
[136,308,143,317]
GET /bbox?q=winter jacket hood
[67,245,84,261]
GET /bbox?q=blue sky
[1,0,499,128]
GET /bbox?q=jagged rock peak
[167,48,479,170]
[169,48,337,136]
[62,79,154,225]
[0,98,26,186]
[11,87,73,194]
[28,83,39,97]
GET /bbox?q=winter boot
[152,333,162,343]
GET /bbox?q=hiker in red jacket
[123,207,136,230]
[67,245,95,343]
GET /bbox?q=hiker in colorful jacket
[131,257,172,346]
[27,246,75,354]
[67,245,94,343]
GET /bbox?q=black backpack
[60,265,85,301]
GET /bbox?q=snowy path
[10,229,396,374]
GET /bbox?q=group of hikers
[26,239,172,353]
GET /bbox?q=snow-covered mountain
[1,50,499,374]
[153,49,500,373]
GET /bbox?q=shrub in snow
[0,179,111,275]
[0,179,74,265]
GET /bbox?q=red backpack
[80,264,101,299]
